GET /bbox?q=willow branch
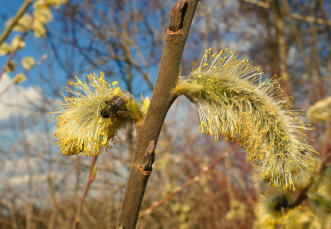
[116,1,199,228]
[72,155,98,229]
[271,0,290,94]
[242,0,331,26]
[281,0,326,100]
[0,0,33,46]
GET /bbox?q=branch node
[167,28,183,35]
[141,140,155,173]
[168,0,188,32]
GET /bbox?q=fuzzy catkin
[175,49,316,190]
[307,96,331,123]
[254,194,321,229]
[53,72,143,156]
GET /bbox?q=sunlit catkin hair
[53,72,143,156]
[307,96,331,123]
[175,49,316,190]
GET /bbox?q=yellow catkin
[52,72,143,156]
[175,49,316,190]
[307,96,331,123]
[254,194,321,229]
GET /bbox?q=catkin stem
[72,155,98,229]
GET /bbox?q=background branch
[72,155,98,229]
[242,0,331,26]
[139,153,228,217]
[0,0,32,46]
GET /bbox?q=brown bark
[72,155,98,229]
[116,1,199,228]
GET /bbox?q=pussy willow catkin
[175,49,316,190]
[307,96,331,123]
[53,72,143,156]
[254,193,321,228]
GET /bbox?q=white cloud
[0,73,44,121]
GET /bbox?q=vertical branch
[280,0,317,98]
[47,173,58,229]
[271,0,291,95]
[262,10,278,77]
[116,1,199,228]
[317,0,331,93]
[310,25,325,99]
[318,0,331,158]
[25,143,35,229]
[72,155,98,229]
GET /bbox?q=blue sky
[0,0,164,150]
[0,1,63,89]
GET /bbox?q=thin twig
[271,0,291,94]
[242,0,331,26]
[280,0,318,99]
[0,20,32,80]
[0,0,33,46]
[72,155,98,229]
[0,54,47,98]
[317,0,331,92]
[139,152,228,217]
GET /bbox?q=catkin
[53,72,142,156]
[175,49,316,190]
[307,96,331,123]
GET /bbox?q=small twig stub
[169,0,188,32]
[142,140,155,172]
